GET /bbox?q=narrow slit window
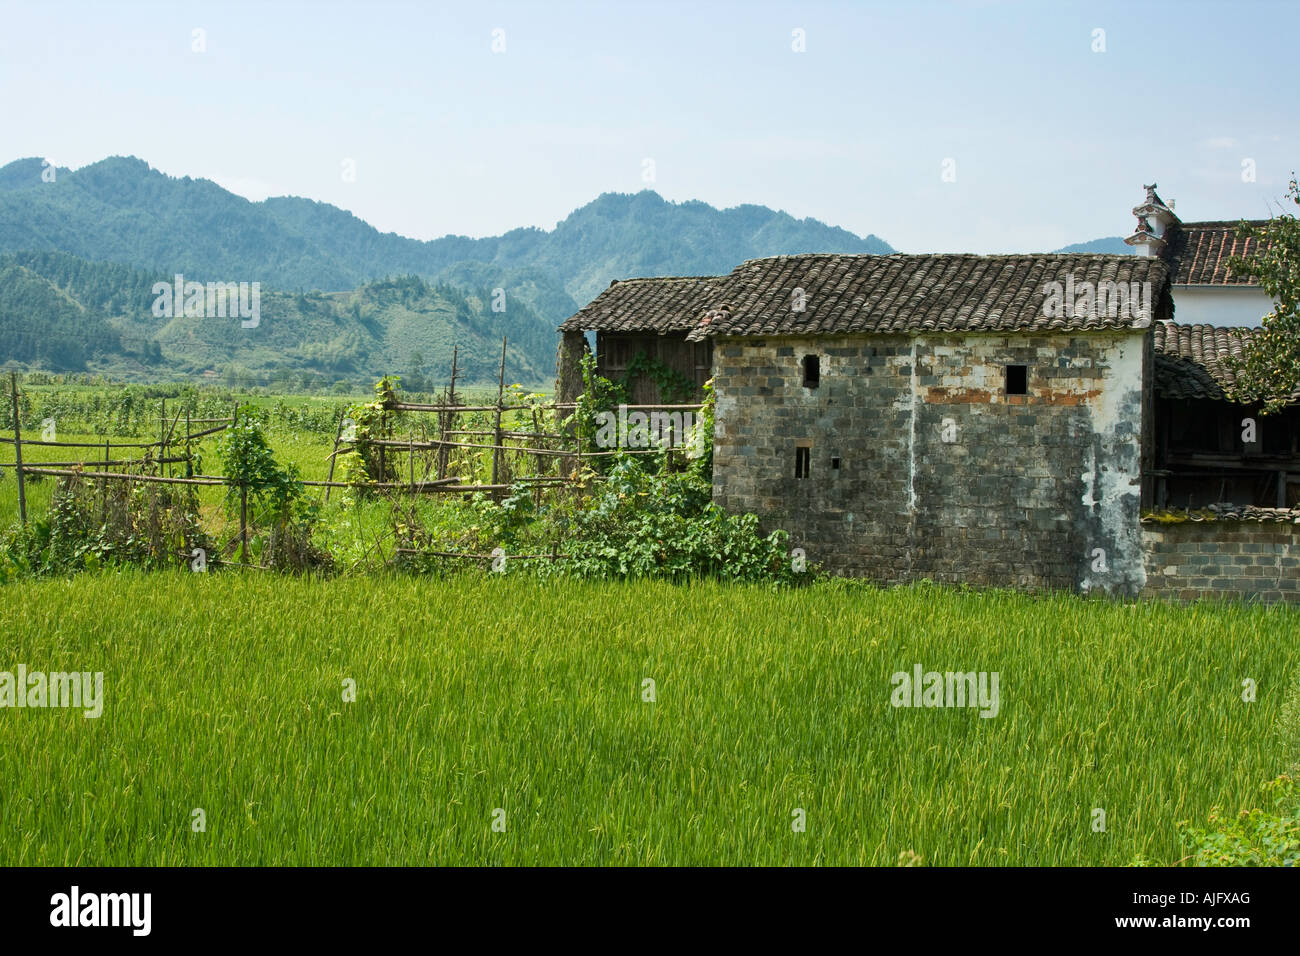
[802,355,820,388]
[795,446,811,479]
[1005,364,1028,395]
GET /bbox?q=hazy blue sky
[2,0,1295,252]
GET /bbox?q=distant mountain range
[1052,236,1129,255]
[0,155,895,385]
[0,154,1129,386]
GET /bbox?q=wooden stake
[532,406,544,505]
[10,372,26,525]
[575,401,582,476]
[492,336,507,489]
[161,407,182,478]
[324,408,345,503]
[438,346,458,481]
[101,440,110,524]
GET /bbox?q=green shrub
[46,474,212,573]
[552,456,801,583]
[217,404,330,571]
[1176,774,1300,866]
[0,519,51,581]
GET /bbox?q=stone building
[556,276,718,405]
[556,186,1298,600]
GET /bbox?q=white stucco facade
[1171,285,1273,327]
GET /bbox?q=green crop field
[1,573,1296,866]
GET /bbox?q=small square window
[802,355,820,388]
[795,446,811,479]
[1005,364,1028,395]
[830,456,841,470]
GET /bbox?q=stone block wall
[1141,520,1300,602]
[712,331,1150,595]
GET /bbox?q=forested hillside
[0,154,898,384]
[0,252,552,386]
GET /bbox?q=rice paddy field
[1,573,1296,866]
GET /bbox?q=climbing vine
[340,375,401,492]
[620,351,697,405]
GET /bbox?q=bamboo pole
[362,436,578,456]
[418,421,434,486]
[448,429,569,440]
[9,372,26,525]
[27,456,189,469]
[0,436,189,448]
[162,407,182,478]
[438,345,458,481]
[0,420,229,450]
[324,408,345,503]
[390,401,701,413]
[491,337,507,488]
[531,406,544,494]
[193,473,482,490]
[394,548,572,560]
[18,468,489,490]
[101,439,110,524]
[233,403,247,564]
[182,422,228,441]
[21,467,226,485]
[22,467,577,493]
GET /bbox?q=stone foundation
[1141,519,1300,602]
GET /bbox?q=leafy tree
[217,405,302,518]
[216,405,328,569]
[1226,174,1300,413]
[406,350,427,391]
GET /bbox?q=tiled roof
[692,254,1166,340]
[1152,321,1251,401]
[1153,320,1299,404]
[558,276,725,334]
[561,253,1171,339]
[1166,220,1268,285]
[1142,504,1300,524]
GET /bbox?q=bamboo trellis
[4,338,704,567]
[321,336,705,503]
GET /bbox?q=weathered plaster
[711,331,1150,596]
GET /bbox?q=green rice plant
[0,575,1295,866]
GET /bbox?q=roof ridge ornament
[1125,182,1179,256]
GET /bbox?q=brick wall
[1141,520,1300,602]
[712,331,1149,595]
